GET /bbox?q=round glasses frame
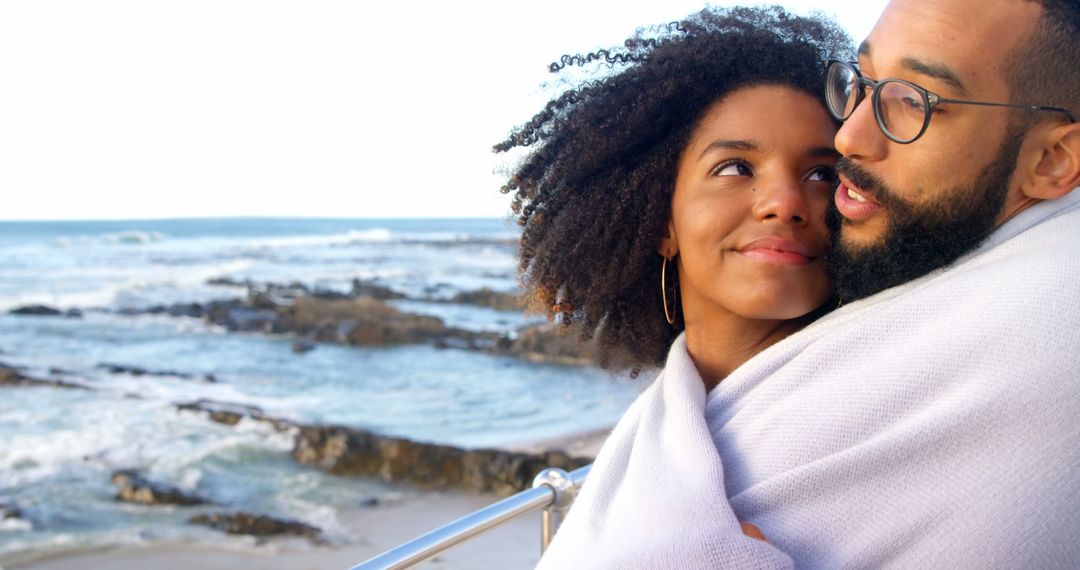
[825,59,1078,144]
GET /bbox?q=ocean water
[0,218,641,565]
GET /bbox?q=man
[538,0,1080,567]
[716,0,1080,565]
[825,0,1080,302]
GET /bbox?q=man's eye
[712,160,753,177]
[807,166,839,184]
[901,96,926,112]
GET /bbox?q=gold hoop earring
[661,256,678,325]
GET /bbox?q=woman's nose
[751,178,810,224]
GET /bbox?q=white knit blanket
[538,190,1080,569]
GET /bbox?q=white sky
[0,0,886,221]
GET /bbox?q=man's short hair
[1007,0,1080,127]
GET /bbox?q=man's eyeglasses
[824,59,1077,144]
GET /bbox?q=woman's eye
[712,160,753,177]
[807,166,839,184]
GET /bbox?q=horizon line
[0,214,515,224]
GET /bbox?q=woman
[496,7,850,568]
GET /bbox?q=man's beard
[825,134,1022,302]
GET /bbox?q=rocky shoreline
[0,363,89,390]
[7,278,597,367]
[1,277,602,544]
[0,367,593,543]
[176,398,591,496]
[98,398,592,543]
[3,355,597,495]
[1,220,630,567]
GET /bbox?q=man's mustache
[836,157,904,210]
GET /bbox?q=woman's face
[661,84,837,325]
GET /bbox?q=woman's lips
[739,249,814,265]
[834,175,881,222]
[736,236,818,266]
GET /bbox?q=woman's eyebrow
[698,139,757,159]
[807,147,840,160]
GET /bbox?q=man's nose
[751,177,810,224]
[834,96,888,161]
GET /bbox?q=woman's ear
[657,218,679,258]
[1019,121,1080,201]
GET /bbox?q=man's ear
[658,218,679,258]
[1018,121,1080,200]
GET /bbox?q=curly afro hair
[495,6,852,370]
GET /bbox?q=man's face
[827,0,1042,300]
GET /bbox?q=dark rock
[246,281,309,302]
[310,288,350,301]
[104,279,594,366]
[99,363,153,376]
[448,330,504,351]
[188,512,324,543]
[138,300,212,319]
[176,399,290,431]
[0,363,89,390]
[111,469,208,506]
[164,303,204,318]
[424,283,454,297]
[223,307,280,333]
[291,339,316,354]
[203,299,246,327]
[280,281,311,296]
[176,399,254,425]
[98,363,211,382]
[348,279,405,300]
[358,497,379,509]
[291,296,448,346]
[207,278,309,299]
[180,401,589,496]
[206,291,527,355]
[291,424,590,496]
[1,497,22,519]
[9,305,63,316]
[431,330,506,353]
[498,324,597,366]
[248,291,285,310]
[448,288,521,311]
[206,277,251,288]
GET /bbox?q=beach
[14,430,610,570]
[0,219,635,569]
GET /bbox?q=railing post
[532,467,578,554]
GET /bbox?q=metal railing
[349,464,591,570]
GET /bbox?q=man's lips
[834,173,881,222]
[735,236,820,266]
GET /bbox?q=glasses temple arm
[933,96,1077,123]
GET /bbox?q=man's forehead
[862,0,1041,91]
[858,40,971,95]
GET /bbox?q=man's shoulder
[979,188,1080,260]
[954,192,1080,312]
